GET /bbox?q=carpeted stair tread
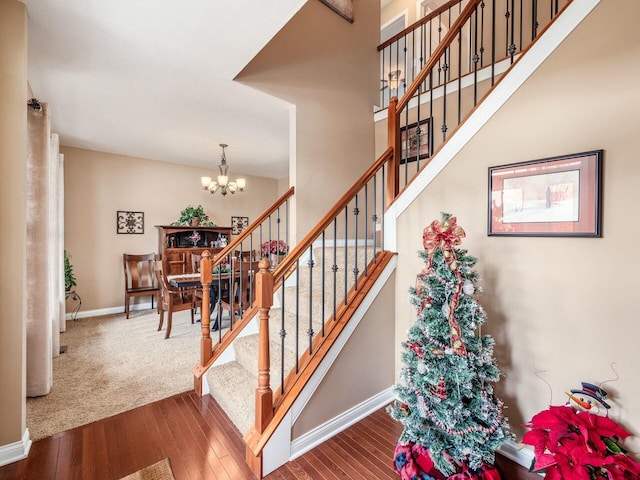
[206,245,364,436]
[233,334,297,392]
[206,360,256,434]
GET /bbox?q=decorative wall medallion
[231,216,249,235]
[117,211,144,234]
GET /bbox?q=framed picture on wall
[488,150,603,236]
[231,216,249,235]
[117,211,144,234]
[400,118,431,164]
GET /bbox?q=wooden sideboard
[156,225,232,276]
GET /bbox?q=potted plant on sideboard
[170,205,216,227]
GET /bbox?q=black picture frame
[400,118,431,164]
[117,211,144,234]
[488,150,603,237]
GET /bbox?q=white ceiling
[24,0,311,179]
[25,1,390,180]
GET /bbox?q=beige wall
[394,0,640,446]
[292,271,396,437]
[237,0,380,242]
[0,0,28,449]
[63,146,281,312]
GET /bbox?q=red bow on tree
[423,216,466,271]
[422,216,467,356]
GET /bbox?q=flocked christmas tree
[388,213,513,479]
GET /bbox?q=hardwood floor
[0,391,539,480]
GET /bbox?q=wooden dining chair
[191,253,202,274]
[153,260,199,339]
[213,259,255,330]
[123,253,160,319]
[234,249,256,262]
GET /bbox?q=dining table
[167,272,232,331]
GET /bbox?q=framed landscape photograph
[488,150,603,236]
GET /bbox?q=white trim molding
[0,429,31,468]
[291,388,395,460]
[498,441,539,475]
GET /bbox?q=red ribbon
[423,216,466,270]
[421,216,467,356]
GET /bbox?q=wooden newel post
[386,95,400,208]
[254,258,274,433]
[200,250,213,367]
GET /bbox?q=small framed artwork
[400,118,431,164]
[319,0,354,23]
[488,150,603,237]
[231,216,249,235]
[117,211,144,234]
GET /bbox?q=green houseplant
[64,250,77,291]
[170,205,216,227]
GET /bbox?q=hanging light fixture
[200,143,246,196]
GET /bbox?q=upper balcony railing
[379,0,570,111]
[384,0,572,194]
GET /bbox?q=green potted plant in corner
[170,205,216,227]
[64,250,77,291]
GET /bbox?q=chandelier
[200,143,246,196]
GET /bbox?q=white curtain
[26,102,63,396]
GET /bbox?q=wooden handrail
[210,186,295,266]
[396,0,481,114]
[270,147,393,281]
[245,251,397,467]
[192,186,295,394]
[378,0,464,51]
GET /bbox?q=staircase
[206,244,374,435]
[189,0,599,477]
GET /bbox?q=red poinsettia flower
[522,405,640,480]
[575,409,630,453]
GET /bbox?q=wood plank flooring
[0,391,540,479]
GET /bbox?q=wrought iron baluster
[457,25,462,124]
[373,175,378,259]
[353,195,359,292]
[321,231,326,337]
[533,0,539,39]
[279,279,286,395]
[491,0,496,85]
[307,246,314,353]
[480,0,486,66]
[364,183,368,277]
[343,206,348,306]
[519,0,523,52]
[441,47,448,142]
[473,5,479,104]
[381,165,386,249]
[508,0,516,61]
[295,257,300,373]
[332,219,338,322]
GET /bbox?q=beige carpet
[27,309,204,441]
[119,458,175,480]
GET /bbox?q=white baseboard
[65,301,155,321]
[0,429,31,468]
[497,440,539,475]
[290,388,396,460]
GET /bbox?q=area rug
[119,458,175,480]
[26,309,208,440]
